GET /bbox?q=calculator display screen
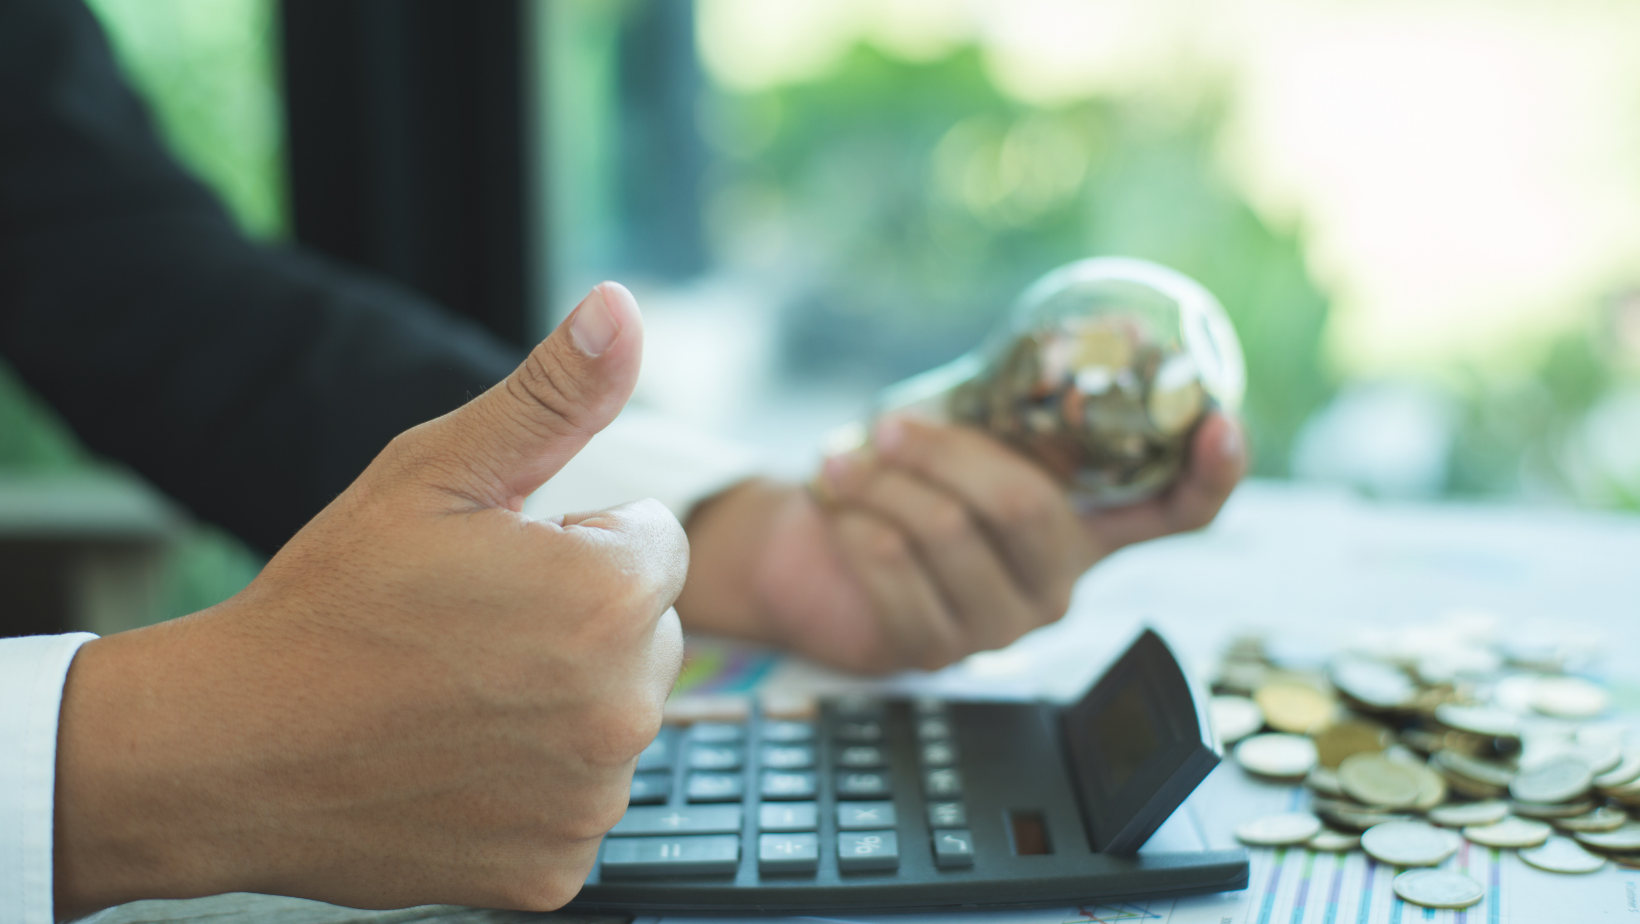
[1060,629,1216,853]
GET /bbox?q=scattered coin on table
[1574,822,1640,853]
[1339,753,1422,809]
[1463,816,1552,849]
[1254,682,1335,735]
[1306,829,1360,852]
[1392,869,1485,909]
[1209,626,1635,874]
[1520,836,1607,874]
[1427,800,1509,828]
[1235,812,1322,847]
[1552,806,1628,833]
[1511,755,1594,805]
[1235,733,1318,779]
[1530,677,1609,719]
[1209,695,1264,745]
[1361,821,1460,867]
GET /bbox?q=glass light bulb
[872,257,1245,507]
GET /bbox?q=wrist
[53,614,268,917]
[673,478,796,644]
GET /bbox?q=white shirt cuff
[522,405,764,523]
[0,632,97,924]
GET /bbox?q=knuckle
[866,522,913,566]
[510,347,594,434]
[922,497,972,545]
[992,481,1057,531]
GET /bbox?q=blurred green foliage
[704,46,1334,473]
[83,0,286,238]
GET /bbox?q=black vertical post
[280,0,532,347]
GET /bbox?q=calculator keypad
[601,697,974,880]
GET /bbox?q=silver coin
[1530,676,1609,719]
[1512,798,1596,819]
[1236,733,1319,779]
[1427,800,1510,828]
[1434,750,1516,788]
[1236,812,1323,846]
[1307,828,1361,852]
[1521,836,1607,874]
[1210,695,1264,745]
[1595,751,1640,789]
[1392,869,1485,909]
[1362,821,1460,867]
[1554,806,1629,833]
[1510,755,1594,804]
[1575,822,1640,853]
[1464,816,1552,848]
[1331,658,1416,711]
[1306,766,1346,797]
[1434,704,1521,739]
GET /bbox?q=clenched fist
[53,283,686,916]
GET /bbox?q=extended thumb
[431,282,644,508]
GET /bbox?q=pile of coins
[946,315,1209,505]
[1214,626,1632,910]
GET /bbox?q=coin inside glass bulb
[875,257,1245,507]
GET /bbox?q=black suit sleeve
[0,0,524,556]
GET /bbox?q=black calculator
[569,629,1248,914]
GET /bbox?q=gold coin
[1339,753,1423,809]
[1255,682,1336,735]
[1313,718,1393,769]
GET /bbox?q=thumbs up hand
[53,284,689,916]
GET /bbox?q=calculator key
[916,718,952,741]
[928,801,967,828]
[689,722,745,744]
[611,804,743,836]
[688,745,744,771]
[920,742,956,767]
[601,835,740,878]
[760,744,816,769]
[837,831,899,871]
[836,745,886,769]
[686,772,744,802]
[759,801,818,832]
[933,829,975,868]
[760,720,815,742]
[761,770,818,800]
[636,733,674,772]
[629,771,672,805]
[837,801,896,830]
[832,694,885,718]
[836,771,891,799]
[758,833,820,874]
[924,768,963,798]
[835,721,883,743]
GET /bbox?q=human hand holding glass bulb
[675,259,1247,673]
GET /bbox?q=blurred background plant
[5,0,1640,627]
